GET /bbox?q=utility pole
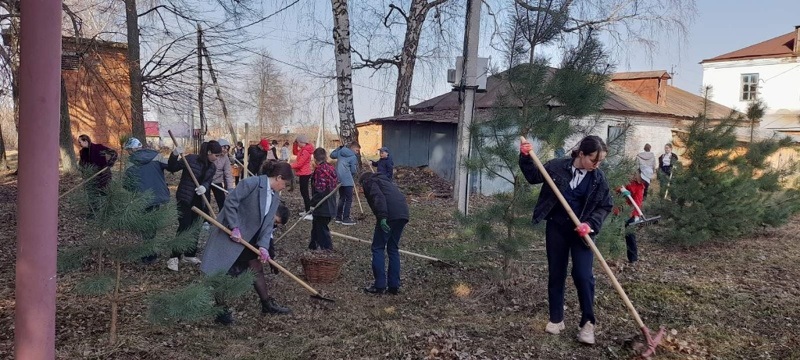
[454,0,480,214]
[17,1,60,358]
[196,24,205,152]
[202,44,238,145]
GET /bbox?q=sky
[214,0,800,132]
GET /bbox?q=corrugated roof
[402,71,735,121]
[701,31,798,63]
[610,71,670,80]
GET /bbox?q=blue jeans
[336,186,354,220]
[546,220,596,327]
[371,219,407,289]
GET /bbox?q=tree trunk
[331,0,358,145]
[0,120,7,170]
[59,76,77,172]
[393,0,435,116]
[125,0,145,140]
[109,261,121,345]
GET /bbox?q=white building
[701,26,800,139]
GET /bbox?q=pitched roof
[610,71,670,80]
[395,70,735,123]
[701,31,798,63]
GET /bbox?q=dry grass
[1,169,799,359]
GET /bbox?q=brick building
[62,37,132,152]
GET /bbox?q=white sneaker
[578,322,595,345]
[545,321,565,335]
[167,257,179,271]
[181,256,202,265]
[303,214,313,221]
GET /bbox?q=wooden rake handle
[168,130,216,218]
[59,167,110,200]
[519,136,648,330]
[190,206,322,296]
[330,231,441,262]
[274,183,342,244]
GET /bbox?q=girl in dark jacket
[78,134,118,190]
[166,140,222,271]
[518,135,613,346]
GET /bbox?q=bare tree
[510,0,697,60]
[331,0,357,144]
[247,49,293,136]
[350,0,457,115]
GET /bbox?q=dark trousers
[173,197,203,258]
[205,182,226,211]
[140,205,161,263]
[309,216,333,250]
[299,175,311,212]
[625,217,638,263]
[371,219,407,289]
[660,165,672,176]
[643,181,650,200]
[545,220,596,327]
[336,186,354,220]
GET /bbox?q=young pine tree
[457,23,614,276]
[652,113,800,246]
[59,175,197,345]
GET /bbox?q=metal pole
[454,0,480,214]
[243,123,249,178]
[16,0,60,358]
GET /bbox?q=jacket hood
[129,149,159,165]
[337,146,356,158]
[637,152,654,161]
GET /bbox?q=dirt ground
[1,164,799,359]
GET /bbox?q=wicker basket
[300,251,345,283]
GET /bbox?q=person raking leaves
[518,135,613,345]
[200,161,294,324]
[359,172,409,295]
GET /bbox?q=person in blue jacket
[330,141,360,226]
[371,147,394,181]
[123,137,172,264]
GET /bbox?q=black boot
[363,286,385,295]
[261,297,291,315]
[214,308,234,325]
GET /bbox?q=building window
[741,73,758,101]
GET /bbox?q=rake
[191,206,335,302]
[58,167,110,200]
[330,231,455,267]
[168,130,216,219]
[619,186,661,227]
[520,136,665,357]
[274,183,342,244]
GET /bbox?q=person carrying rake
[519,135,613,345]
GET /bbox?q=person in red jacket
[617,170,646,263]
[291,134,314,218]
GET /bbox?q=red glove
[612,207,621,216]
[575,222,593,237]
[230,228,242,243]
[259,247,271,263]
[520,142,532,155]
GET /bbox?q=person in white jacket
[636,144,657,199]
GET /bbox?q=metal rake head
[631,216,661,227]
